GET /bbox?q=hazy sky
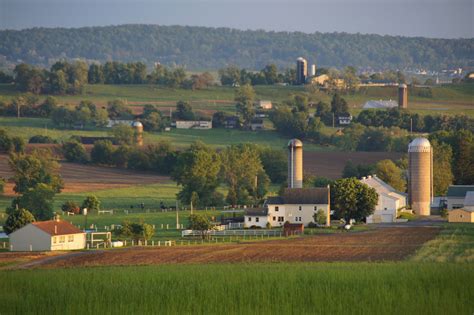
[1,0,472,38]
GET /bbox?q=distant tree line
[0,25,471,70]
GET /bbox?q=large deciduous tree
[4,208,35,234]
[235,84,256,129]
[375,159,406,192]
[172,142,222,207]
[331,178,378,222]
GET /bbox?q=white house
[257,100,272,110]
[9,219,86,252]
[245,188,330,228]
[360,175,407,223]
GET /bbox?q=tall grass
[1,262,472,314]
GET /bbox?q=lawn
[0,262,472,314]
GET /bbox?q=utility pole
[410,118,413,134]
[176,202,179,229]
[332,113,335,128]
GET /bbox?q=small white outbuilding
[9,219,86,252]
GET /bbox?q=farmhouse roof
[32,220,84,236]
[360,175,406,199]
[447,185,474,198]
[244,208,268,216]
[266,188,329,205]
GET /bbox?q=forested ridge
[0,24,473,70]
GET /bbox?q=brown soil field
[0,154,170,195]
[303,151,404,179]
[17,227,439,269]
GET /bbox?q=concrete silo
[408,137,433,216]
[296,57,308,85]
[132,121,144,146]
[288,139,303,188]
[398,84,408,109]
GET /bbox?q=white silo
[408,137,433,216]
[132,121,144,146]
[288,139,303,188]
[310,64,316,77]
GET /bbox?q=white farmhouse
[244,188,330,228]
[9,219,86,252]
[360,175,407,223]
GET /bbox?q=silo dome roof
[408,137,431,152]
[288,139,303,148]
[399,83,407,88]
[132,121,143,127]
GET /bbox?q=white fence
[182,229,282,237]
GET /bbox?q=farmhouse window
[314,206,317,211]
[59,236,65,243]
[273,216,276,221]
[53,237,57,244]
[68,235,74,242]
[256,217,259,223]
[275,206,279,212]
[298,206,302,211]
[248,217,252,222]
[278,216,284,222]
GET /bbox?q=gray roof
[267,188,329,205]
[447,185,474,197]
[244,208,268,216]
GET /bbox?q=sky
[0,0,472,38]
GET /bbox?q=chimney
[54,225,57,234]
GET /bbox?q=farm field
[1,83,472,116]
[1,224,473,314]
[1,262,471,315]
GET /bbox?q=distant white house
[257,100,272,110]
[175,121,212,129]
[107,119,135,128]
[9,219,86,252]
[244,188,330,228]
[362,100,398,109]
[337,115,353,125]
[360,175,407,223]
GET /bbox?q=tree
[82,195,100,213]
[342,66,360,92]
[331,178,378,222]
[174,101,195,121]
[259,148,287,183]
[10,184,56,220]
[61,201,80,214]
[0,177,5,195]
[431,141,454,195]
[188,214,213,240]
[107,99,132,119]
[375,159,406,192]
[94,108,109,127]
[115,221,154,241]
[88,64,104,84]
[172,142,221,207]
[342,161,375,179]
[220,144,269,206]
[8,149,64,194]
[235,84,256,129]
[4,208,35,234]
[91,140,115,165]
[62,141,88,163]
[330,93,349,116]
[110,124,134,145]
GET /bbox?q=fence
[182,229,282,237]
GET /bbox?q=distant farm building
[175,121,212,129]
[224,116,240,129]
[337,114,353,125]
[448,191,474,223]
[283,222,305,236]
[257,100,272,110]
[307,74,329,86]
[107,119,135,128]
[446,185,474,210]
[360,175,406,223]
[9,220,86,252]
[244,187,330,228]
[362,100,398,109]
[250,119,264,131]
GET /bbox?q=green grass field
[0,83,472,116]
[1,262,472,314]
[0,116,334,150]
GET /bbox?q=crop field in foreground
[1,262,473,314]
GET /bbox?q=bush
[440,208,448,219]
[91,140,115,165]
[61,200,80,214]
[4,208,35,234]
[398,212,417,221]
[29,135,56,144]
[62,141,88,163]
[82,196,100,213]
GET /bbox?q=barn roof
[266,188,329,205]
[447,185,474,197]
[32,220,84,236]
